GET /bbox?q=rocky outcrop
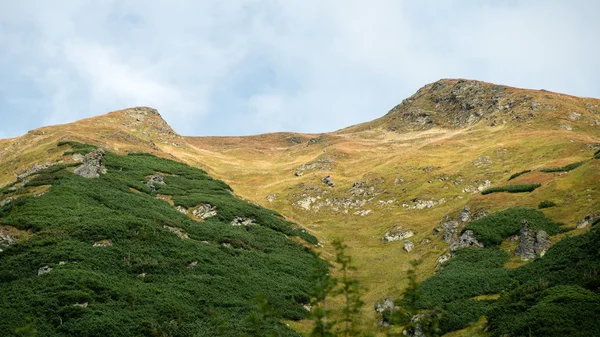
[17,163,52,180]
[576,212,600,228]
[515,220,551,260]
[374,298,395,314]
[38,265,53,276]
[402,198,446,210]
[192,204,217,219]
[0,226,27,252]
[146,174,165,189]
[74,148,106,178]
[175,206,188,214]
[266,193,278,202]
[231,217,255,227]
[450,230,483,252]
[93,239,113,247]
[462,180,491,194]
[382,226,414,243]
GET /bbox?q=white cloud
[0,1,598,137]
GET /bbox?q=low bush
[540,161,584,172]
[507,169,531,181]
[538,200,557,209]
[481,184,541,195]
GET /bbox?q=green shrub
[464,208,564,246]
[538,200,557,209]
[540,161,584,172]
[0,145,324,336]
[481,184,541,195]
[507,170,531,181]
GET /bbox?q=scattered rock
[382,226,415,243]
[353,209,372,216]
[515,220,551,260]
[146,174,165,189]
[307,137,323,146]
[576,213,600,228]
[403,240,414,252]
[473,156,492,167]
[437,253,452,266]
[569,112,581,121]
[163,226,189,239]
[93,239,113,247]
[394,177,404,185]
[462,180,491,193]
[558,123,572,131]
[192,204,217,219]
[231,217,255,227]
[266,193,278,202]
[38,265,53,276]
[74,148,106,178]
[73,302,89,308]
[322,175,335,187]
[175,206,188,214]
[402,198,446,210]
[450,230,483,251]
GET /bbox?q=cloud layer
[1,1,599,137]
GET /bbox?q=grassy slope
[0,143,323,336]
[1,80,599,335]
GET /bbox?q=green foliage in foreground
[0,143,325,336]
[540,161,584,172]
[393,208,600,336]
[507,170,531,181]
[481,184,541,195]
[538,200,557,209]
[463,208,564,246]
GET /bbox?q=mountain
[1,79,599,336]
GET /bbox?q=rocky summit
[1,79,599,337]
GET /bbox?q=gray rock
[266,193,278,202]
[38,265,53,276]
[163,226,189,239]
[187,261,198,269]
[73,302,88,308]
[74,149,106,178]
[72,153,85,162]
[382,226,414,243]
[93,239,113,247]
[175,205,188,214]
[231,217,255,227]
[192,204,217,219]
[17,163,52,180]
[450,230,483,251]
[437,252,452,266]
[374,298,395,314]
[403,240,414,252]
[322,175,335,187]
[459,206,472,222]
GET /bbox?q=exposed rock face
[74,148,106,178]
[146,174,165,189]
[231,217,255,227]
[38,265,53,276]
[192,204,217,219]
[382,226,414,243]
[404,240,415,252]
[322,175,335,187]
[175,206,188,214]
[462,180,491,193]
[437,253,452,266]
[450,230,483,252]
[0,226,28,252]
[163,226,189,239]
[459,206,472,222]
[515,220,551,260]
[93,239,113,247]
[576,212,600,228]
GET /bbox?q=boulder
[93,239,113,247]
[322,175,335,187]
[74,148,106,178]
[38,265,53,276]
[576,213,600,228]
[382,226,414,243]
[459,206,472,222]
[146,174,165,189]
[515,220,551,260]
[266,193,278,202]
[403,240,414,252]
[374,298,395,314]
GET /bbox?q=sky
[0,1,599,139]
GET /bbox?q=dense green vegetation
[594,149,600,159]
[538,200,556,209]
[540,161,584,172]
[481,184,541,195]
[463,208,564,246]
[0,142,325,336]
[507,170,531,181]
[386,208,600,336]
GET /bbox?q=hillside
[1,79,600,336]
